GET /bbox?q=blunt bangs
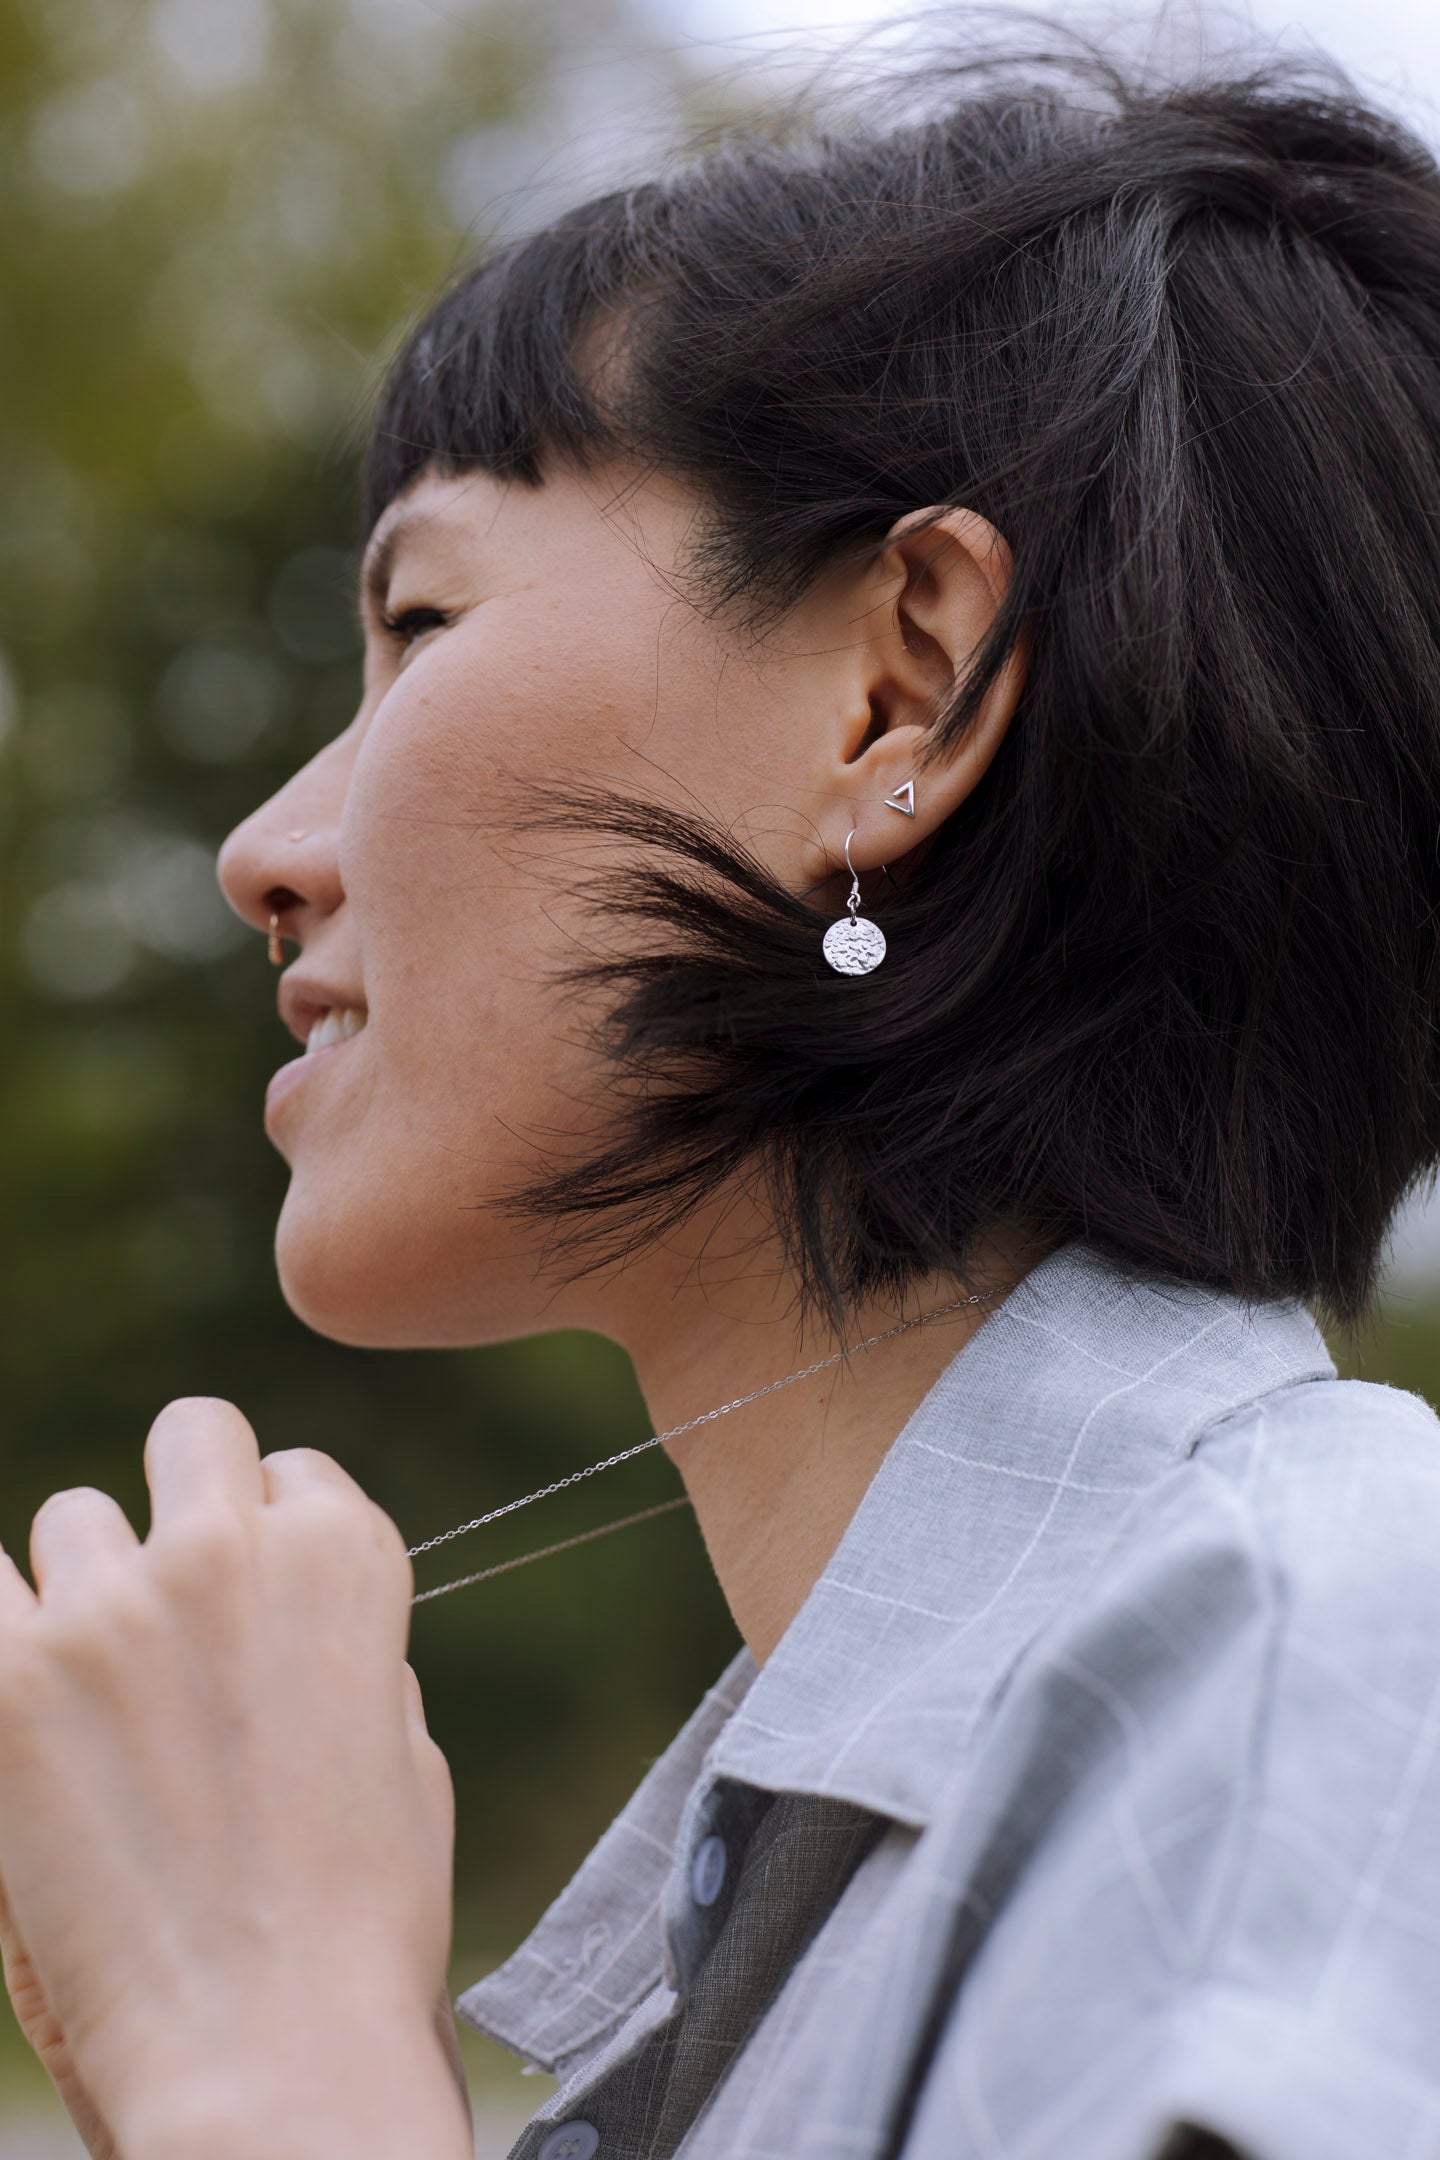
[360,202,643,518]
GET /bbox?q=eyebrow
[356,507,442,623]
[357,517,406,622]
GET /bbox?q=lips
[277,974,368,1050]
[304,1005,367,1053]
[266,974,370,1127]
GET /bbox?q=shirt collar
[458,1237,1335,2070]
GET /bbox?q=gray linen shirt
[459,1237,1440,2159]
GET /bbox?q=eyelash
[380,605,449,649]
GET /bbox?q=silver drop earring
[823,828,887,975]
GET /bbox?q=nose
[217,732,352,951]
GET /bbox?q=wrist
[113,2013,472,2160]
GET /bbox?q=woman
[4,32,1440,2160]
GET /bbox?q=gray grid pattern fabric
[549,1789,886,2160]
[460,1238,1440,2159]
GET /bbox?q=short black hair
[361,33,1440,1330]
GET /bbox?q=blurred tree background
[0,0,751,2141]
[4,0,1440,2147]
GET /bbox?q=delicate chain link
[407,1286,1001,1602]
[411,1496,694,1605]
[405,1437,670,1558]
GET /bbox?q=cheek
[343,604,641,907]
[345,654,527,968]
[273,601,727,1343]
[341,604,697,1056]
[308,655,607,1203]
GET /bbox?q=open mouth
[305,1006,368,1053]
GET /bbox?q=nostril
[263,885,304,915]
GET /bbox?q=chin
[272,1180,541,1350]
[273,1188,439,1349]
[277,1233,404,1349]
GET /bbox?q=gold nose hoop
[268,833,309,960]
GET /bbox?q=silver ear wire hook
[843,826,862,913]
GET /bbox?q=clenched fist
[0,1399,470,2160]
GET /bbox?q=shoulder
[1194,1366,1440,1486]
[1021,1372,1440,1697]
[896,1376,1440,2155]
[967,1373,1440,1766]
[1085,1373,1440,2018]
[1051,1372,1440,1736]
[1186,1372,1440,1635]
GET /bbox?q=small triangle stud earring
[884,779,916,818]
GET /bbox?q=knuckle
[155,1394,243,1420]
[0,1637,44,1719]
[145,1397,255,1463]
[367,1502,411,1573]
[32,1484,106,1526]
[291,1489,407,1570]
[149,1511,252,1596]
[270,1487,358,1572]
[266,1445,343,1474]
[45,1578,152,1668]
[293,1484,358,1535]
[147,1396,238,1445]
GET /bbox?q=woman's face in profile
[217,460,851,1353]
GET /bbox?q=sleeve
[895,1380,1440,2160]
[1095,1986,1432,2159]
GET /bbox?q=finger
[29,1489,138,1600]
[144,1398,265,1527]
[0,1547,36,1624]
[260,1447,365,1507]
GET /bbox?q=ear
[804,506,1025,882]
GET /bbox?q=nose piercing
[267,913,287,967]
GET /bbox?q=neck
[614,1222,1047,1664]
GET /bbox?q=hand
[0,1874,116,2159]
[0,1880,466,2160]
[0,1400,471,2160]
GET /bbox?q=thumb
[401,1660,430,1739]
[400,1662,454,1840]
[0,1867,116,2156]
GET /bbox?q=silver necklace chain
[407,1287,1002,1604]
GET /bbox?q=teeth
[305,1006,368,1054]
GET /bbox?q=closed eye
[380,605,450,650]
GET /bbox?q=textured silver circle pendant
[823,915,887,974]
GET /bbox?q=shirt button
[537,2124,600,2160]
[691,1831,728,1907]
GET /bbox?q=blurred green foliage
[0,0,738,2068]
[4,0,1440,2140]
